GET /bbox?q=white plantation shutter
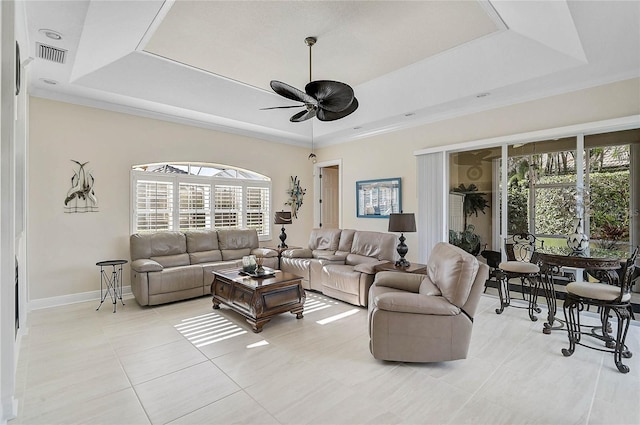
[246,186,269,236]
[132,164,271,239]
[135,180,174,232]
[179,182,211,230]
[214,185,243,229]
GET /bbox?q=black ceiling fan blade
[290,108,317,122]
[270,80,316,104]
[260,105,305,110]
[306,80,355,113]
[317,97,358,121]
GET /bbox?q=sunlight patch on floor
[304,292,340,314]
[316,309,360,325]
[175,311,247,347]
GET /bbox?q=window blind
[246,186,269,235]
[135,180,174,232]
[214,185,243,229]
[179,182,211,230]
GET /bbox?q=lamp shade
[388,213,416,233]
[274,211,292,225]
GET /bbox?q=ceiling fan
[262,37,359,122]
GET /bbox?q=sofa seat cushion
[322,264,362,295]
[147,265,203,294]
[283,248,313,258]
[150,253,190,268]
[353,260,387,275]
[374,292,461,316]
[427,242,479,308]
[252,248,278,258]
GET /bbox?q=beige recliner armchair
[368,242,489,362]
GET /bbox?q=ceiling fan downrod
[305,36,316,83]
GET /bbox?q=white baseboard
[29,286,133,310]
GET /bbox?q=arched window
[131,162,272,240]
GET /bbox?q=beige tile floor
[9,290,640,425]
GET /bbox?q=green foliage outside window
[507,171,630,243]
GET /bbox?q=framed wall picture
[356,177,401,218]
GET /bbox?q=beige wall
[318,78,640,262]
[28,98,314,301]
[28,78,640,302]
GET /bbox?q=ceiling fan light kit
[264,36,359,123]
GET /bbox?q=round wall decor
[466,166,482,181]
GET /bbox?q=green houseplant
[449,184,489,255]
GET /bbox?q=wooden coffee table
[210,268,305,333]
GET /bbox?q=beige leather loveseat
[281,228,397,306]
[368,242,489,362]
[130,229,278,306]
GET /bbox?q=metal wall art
[285,176,305,218]
[64,160,98,213]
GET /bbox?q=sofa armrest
[251,248,278,258]
[353,260,389,275]
[373,271,424,293]
[283,248,313,258]
[131,259,163,273]
[373,292,460,316]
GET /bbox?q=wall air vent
[36,42,67,64]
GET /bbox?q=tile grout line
[584,355,604,425]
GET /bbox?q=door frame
[313,159,342,229]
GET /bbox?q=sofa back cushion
[185,230,223,264]
[427,242,479,308]
[130,232,187,261]
[308,228,341,251]
[218,229,258,260]
[347,231,396,264]
[337,229,356,252]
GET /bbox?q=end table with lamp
[274,210,292,249]
[388,212,416,268]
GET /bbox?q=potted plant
[449,224,481,256]
[449,184,489,255]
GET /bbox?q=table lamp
[388,213,416,267]
[274,211,292,249]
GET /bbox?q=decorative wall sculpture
[286,176,305,219]
[64,160,98,213]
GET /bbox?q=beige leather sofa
[281,228,397,306]
[368,242,489,362]
[130,229,278,306]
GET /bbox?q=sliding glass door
[446,128,639,257]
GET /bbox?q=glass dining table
[534,247,625,334]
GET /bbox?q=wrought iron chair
[495,233,544,320]
[480,248,501,293]
[562,247,638,373]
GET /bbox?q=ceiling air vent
[36,42,67,64]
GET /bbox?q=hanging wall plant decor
[286,176,306,219]
[64,160,98,213]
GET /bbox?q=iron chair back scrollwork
[561,247,639,373]
[495,233,544,320]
